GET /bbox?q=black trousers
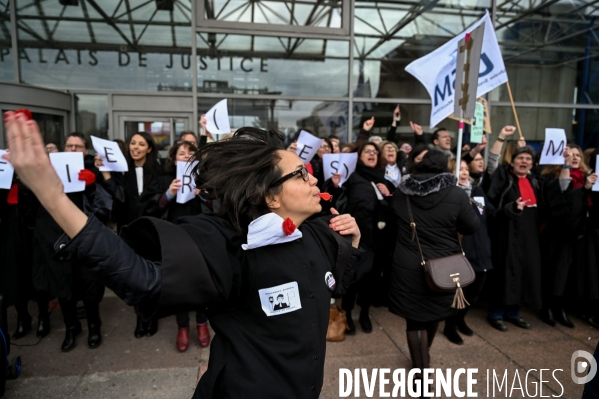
[175,311,207,328]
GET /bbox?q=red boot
[176,327,189,352]
[197,322,211,348]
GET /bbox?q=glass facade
[1,0,599,146]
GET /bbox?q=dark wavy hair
[356,142,385,169]
[411,149,450,175]
[127,132,158,185]
[190,127,286,233]
[164,141,198,175]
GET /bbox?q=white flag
[405,11,507,128]
[295,131,324,164]
[322,153,358,187]
[205,99,231,135]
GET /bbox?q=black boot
[345,314,356,335]
[540,309,556,326]
[456,309,474,336]
[88,321,102,349]
[12,317,32,340]
[61,323,82,352]
[145,319,158,337]
[443,318,463,345]
[359,308,372,333]
[406,329,430,398]
[37,316,51,338]
[553,308,574,328]
[134,314,146,338]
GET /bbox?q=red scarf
[7,183,18,205]
[517,176,537,206]
[570,168,593,207]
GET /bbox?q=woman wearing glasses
[335,142,395,334]
[4,114,361,399]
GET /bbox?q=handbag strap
[406,196,465,267]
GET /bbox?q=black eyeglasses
[269,166,310,188]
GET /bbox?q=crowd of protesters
[1,105,599,397]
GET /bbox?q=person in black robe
[4,116,362,399]
[485,146,563,332]
[96,131,162,338]
[141,141,213,351]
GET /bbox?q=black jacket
[55,213,360,398]
[389,173,479,322]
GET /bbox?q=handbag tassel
[451,280,470,310]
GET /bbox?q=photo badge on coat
[258,281,302,317]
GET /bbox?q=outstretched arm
[3,112,88,238]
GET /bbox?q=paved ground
[2,293,598,399]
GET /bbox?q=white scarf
[242,213,303,250]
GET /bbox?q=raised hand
[329,208,361,248]
[363,117,375,132]
[585,171,598,190]
[499,125,516,138]
[169,178,182,197]
[410,121,423,136]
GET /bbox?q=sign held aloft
[322,153,358,187]
[91,136,129,172]
[205,99,231,135]
[539,128,567,165]
[176,161,199,204]
[295,131,324,164]
[0,150,15,190]
[49,152,86,193]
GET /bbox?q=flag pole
[506,81,524,140]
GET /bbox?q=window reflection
[204,0,343,29]
[198,98,349,142]
[0,1,13,82]
[75,94,109,141]
[197,32,349,97]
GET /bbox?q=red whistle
[318,193,333,201]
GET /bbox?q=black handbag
[406,197,475,309]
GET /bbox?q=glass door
[116,114,192,159]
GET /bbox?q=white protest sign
[176,161,198,204]
[91,136,129,172]
[49,152,85,193]
[205,99,231,134]
[593,156,599,192]
[473,196,485,215]
[322,153,358,187]
[539,128,567,165]
[0,150,15,190]
[405,11,507,128]
[295,130,324,164]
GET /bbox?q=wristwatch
[562,164,572,170]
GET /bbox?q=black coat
[540,178,599,301]
[55,213,360,398]
[389,173,479,322]
[105,162,163,231]
[485,166,559,309]
[462,185,521,272]
[141,173,205,224]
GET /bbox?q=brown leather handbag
[406,197,475,309]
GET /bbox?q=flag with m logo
[405,11,507,128]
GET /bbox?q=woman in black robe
[4,114,361,399]
[96,132,162,337]
[141,141,213,351]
